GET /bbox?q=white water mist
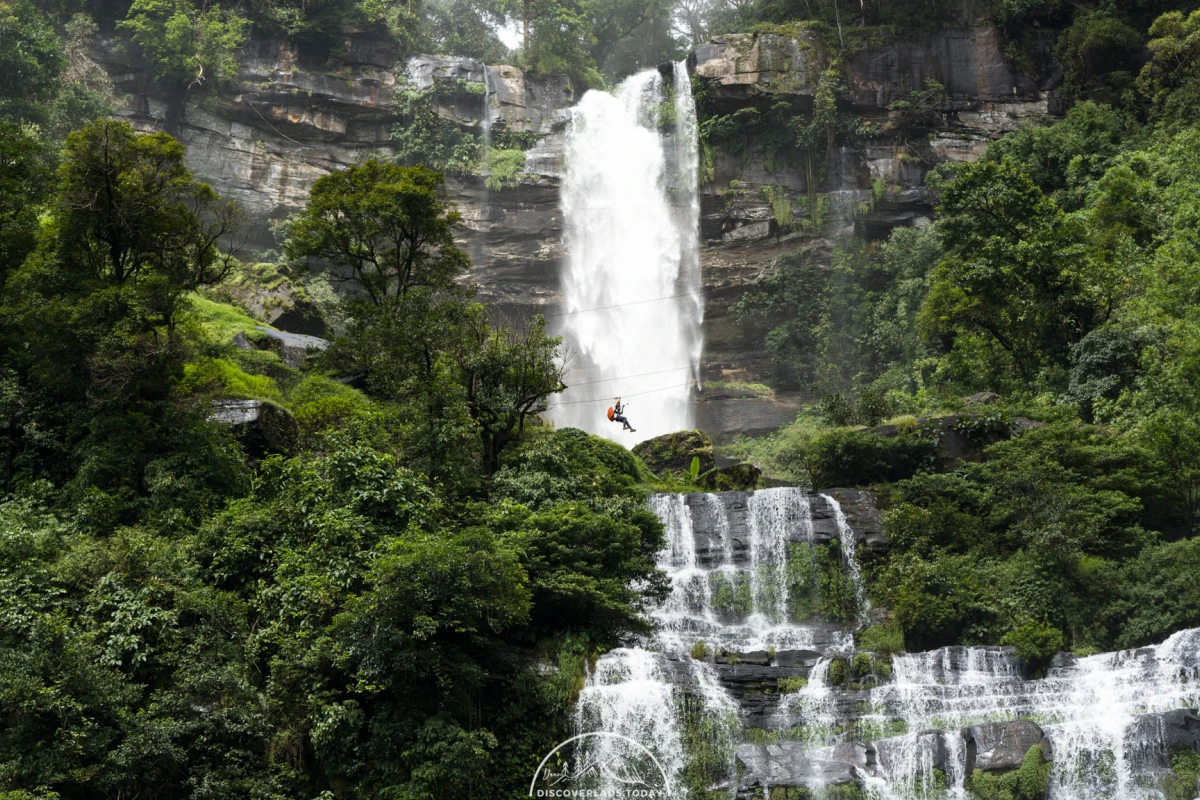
[549,63,703,443]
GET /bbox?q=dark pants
[614,414,632,430]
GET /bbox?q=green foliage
[484,147,527,189]
[680,694,739,798]
[826,656,848,686]
[392,84,484,175]
[0,0,64,124]
[965,744,1051,800]
[710,570,754,615]
[1139,10,1200,126]
[778,676,807,693]
[785,540,859,623]
[0,122,53,282]
[921,159,1115,389]
[424,0,510,62]
[119,0,249,94]
[691,640,710,659]
[1162,747,1200,800]
[1001,619,1065,677]
[875,420,1167,652]
[286,159,467,307]
[887,78,945,134]
[733,227,939,396]
[1055,12,1143,105]
[857,622,905,654]
[807,429,938,488]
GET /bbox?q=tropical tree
[119,0,248,118]
[285,160,469,307]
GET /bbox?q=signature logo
[530,732,672,799]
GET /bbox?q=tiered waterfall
[567,488,1200,800]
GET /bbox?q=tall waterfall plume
[548,62,703,443]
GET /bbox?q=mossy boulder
[698,461,762,491]
[963,722,1052,800]
[632,430,715,476]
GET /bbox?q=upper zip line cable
[545,381,698,409]
[562,364,695,388]
[544,288,713,318]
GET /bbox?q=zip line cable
[545,288,712,318]
[544,381,696,407]
[562,364,695,388]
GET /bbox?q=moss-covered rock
[965,743,1051,800]
[632,430,715,476]
[697,461,762,491]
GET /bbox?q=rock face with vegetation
[7,0,1200,797]
[92,9,1068,439]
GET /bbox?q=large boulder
[210,399,298,456]
[632,430,715,476]
[736,741,864,795]
[964,720,1051,775]
[698,461,762,491]
[1126,709,1200,771]
[255,326,330,368]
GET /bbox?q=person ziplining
[607,397,636,433]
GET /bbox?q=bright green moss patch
[180,357,282,402]
[187,295,272,345]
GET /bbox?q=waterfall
[823,493,868,622]
[549,62,703,443]
[572,489,1200,799]
[574,489,856,798]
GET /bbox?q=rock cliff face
[101,22,1061,439]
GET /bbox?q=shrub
[287,374,371,434]
[826,656,849,686]
[1002,620,1065,678]
[857,622,905,654]
[690,640,710,660]
[808,429,938,488]
[965,744,1050,800]
[819,393,857,427]
[851,652,873,678]
[1162,747,1200,800]
[484,148,526,190]
[857,388,891,427]
[777,676,808,694]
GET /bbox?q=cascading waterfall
[548,63,703,443]
[785,632,1200,799]
[825,494,868,622]
[574,489,855,798]
[571,488,1200,800]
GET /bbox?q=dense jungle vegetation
[2,0,1200,797]
[720,2,1200,667]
